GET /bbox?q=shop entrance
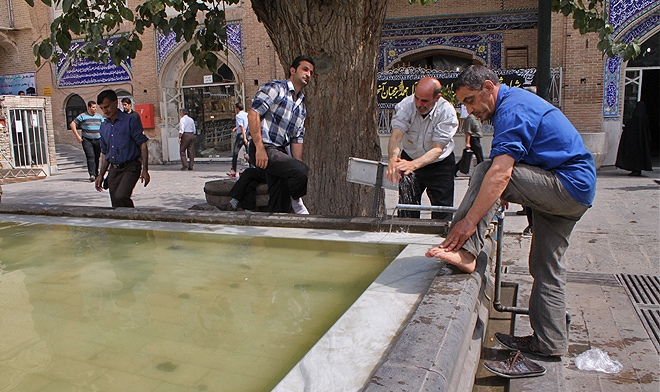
[181,63,242,159]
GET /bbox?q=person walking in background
[616,101,653,176]
[178,108,196,171]
[94,89,150,208]
[248,55,314,214]
[121,98,143,127]
[229,102,249,178]
[463,113,484,164]
[386,76,458,221]
[70,100,104,182]
[426,65,595,377]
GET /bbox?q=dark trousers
[471,137,484,164]
[249,143,308,213]
[179,133,195,169]
[399,151,455,220]
[229,167,267,210]
[107,160,142,208]
[231,133,246,170]
[82,138,101,176]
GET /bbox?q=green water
[0,221,403,392]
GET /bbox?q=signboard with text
[377,67,538,108]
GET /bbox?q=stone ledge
[0,203,450,235]
[364,240,492,392]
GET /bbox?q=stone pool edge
[0,205,491,392]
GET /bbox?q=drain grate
[616,274,660,354]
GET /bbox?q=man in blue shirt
[70,101,104,182]
[247,55,314,213]
[426,66,596,362]
[94,90,150,208]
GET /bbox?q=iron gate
[7,108,49,168]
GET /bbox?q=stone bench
[204,179,269,210]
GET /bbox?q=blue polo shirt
[490,85,596,206]
[100,111,148,165]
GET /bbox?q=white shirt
[391,95,458,162]
[179,114,196,134]
[235,110,248,135]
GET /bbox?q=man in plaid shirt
[247,55,314,213]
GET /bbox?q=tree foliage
[29,0,238,69]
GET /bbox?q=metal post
[537,0,552,102]
[372,162,384,217]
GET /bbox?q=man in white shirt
[386,77,458,220]
[229,102,249,177]
[178,108,196,170]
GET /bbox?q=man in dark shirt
[95,90,150,208]
[121,98,143,127]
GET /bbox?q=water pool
[0,217,408,391]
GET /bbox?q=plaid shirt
[251,80,306,147]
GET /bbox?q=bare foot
[425,246,477,273]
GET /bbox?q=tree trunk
[250,0,387,216]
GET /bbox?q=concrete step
[54,145,86,171]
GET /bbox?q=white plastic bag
[574,348,623,374]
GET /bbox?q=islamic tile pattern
[602,9,660,117]
[55,40,132,87]
[382,12,537,37]
[608,0,659,32]
[379,34,503,70]
[378,12,537,71]
[156,22,243,74]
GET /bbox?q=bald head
[414,77,443,115]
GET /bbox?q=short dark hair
[235,102,244,110]
[454,65,499,92]
[87,100,96,107]
[180,108,188,115]
[121,97,132,105]
[97,90,118,105]
[290,55,315,70]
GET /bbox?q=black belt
[110,159,140,169]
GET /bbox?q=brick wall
[560,29,604,131]
[236,0,284,104]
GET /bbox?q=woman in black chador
[616,101,653,176]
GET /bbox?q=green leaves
[551,0,640,60]
[25,0,232,73]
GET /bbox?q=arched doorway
[181,63,242,158]
[65,94,87,129]
[623,30,659,159]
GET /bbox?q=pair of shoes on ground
[181,166,193,171]
[483,333,552,378]
[89,175,96,182]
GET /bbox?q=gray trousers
[454,160,589,355]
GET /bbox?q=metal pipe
[395,204,458,213]
[372,162,384,218]
[492,207,530,315]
